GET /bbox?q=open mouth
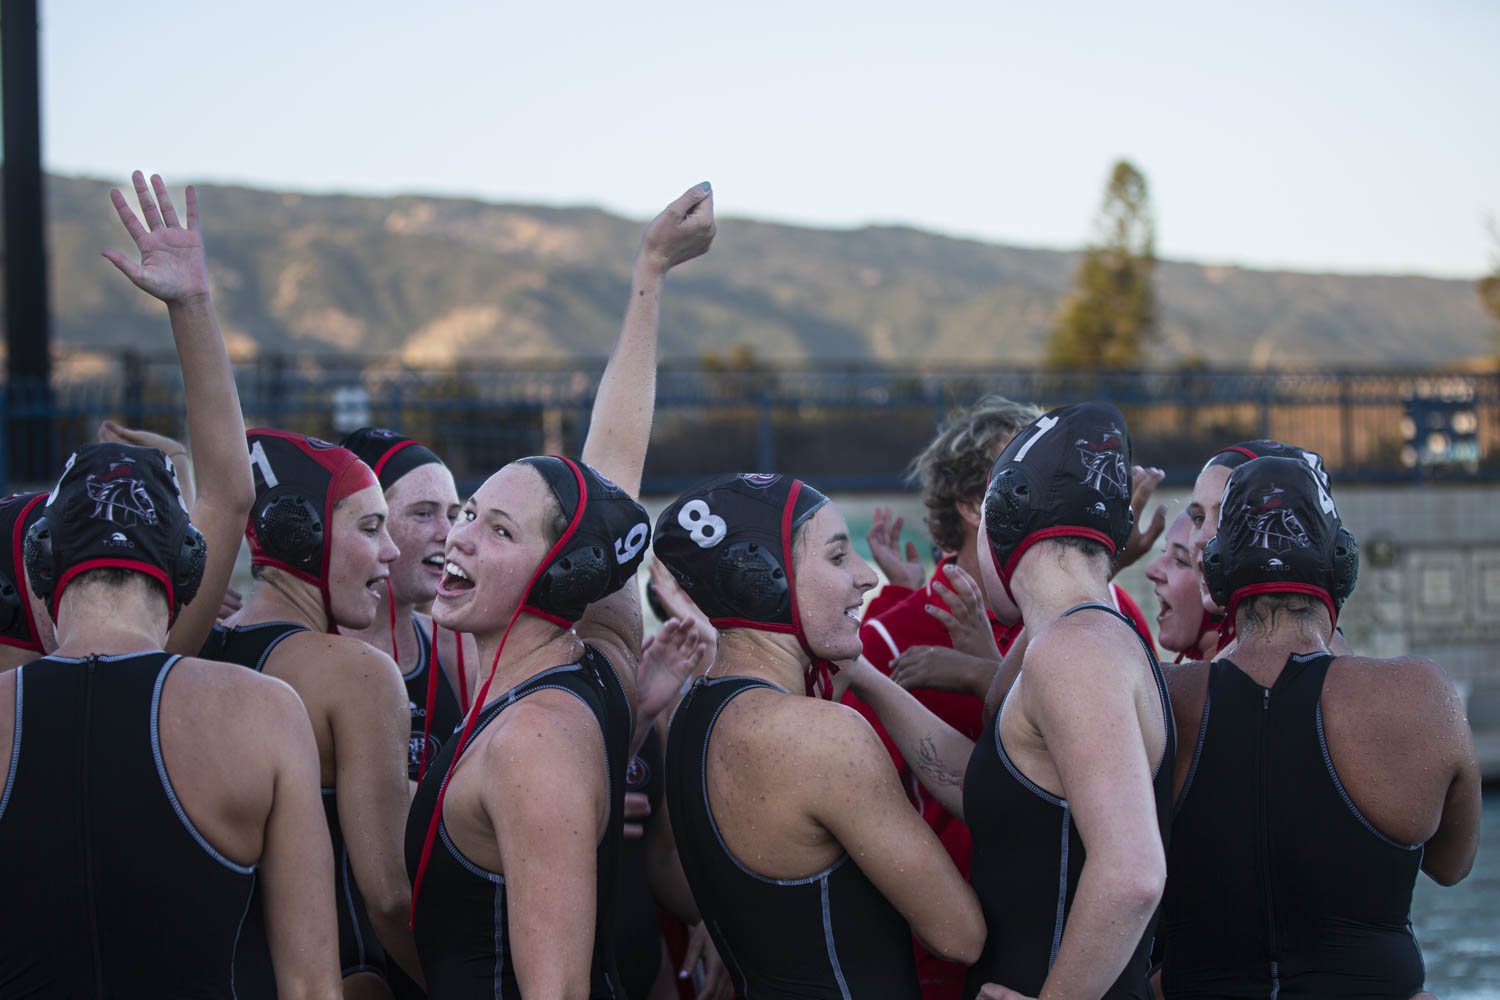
[844,606,862,624]
[439,561,475,597]
[1156,590,1172,623]
[421,554,445,575]
[365,574,388,599]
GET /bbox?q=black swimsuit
[202,621,388,990]
[665,675,923,999]
[404,645,628,998]
[0,653,257,996]
[1160,652,1426,999]
[962,603,1175,1000]
[404,614,462,780]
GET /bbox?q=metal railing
[4,353,1496,494]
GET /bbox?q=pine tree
[1046,160,1158,368]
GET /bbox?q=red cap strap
[372,439,422,480]
[999,526,1118,603]
[54,559,174,625]
[410,457,588,925]
[1220,583,1337,647]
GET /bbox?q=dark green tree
[1046,160,1158,368]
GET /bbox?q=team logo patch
[1244,484,1310,553]
[409,732,443,771]
[84,457,158,527]
[104,531,135,549]
[306,436,336,449]
[738,473,782,488]
[1075,425,1129,498]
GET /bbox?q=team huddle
[0,175,1482,1000]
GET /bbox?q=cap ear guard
[712,540,789,621]
[1202,534,1230,611]
[1331,527,1359,608]
[982,465,1038,572]
[528,541,614,621]
[250,488,324,573]
[21,519,54,610]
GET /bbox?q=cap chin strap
[409,458,588,926]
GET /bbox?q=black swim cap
[655,473,841,696]
[24,444,205,626]
[0,491,47,651]
[245,428,380,629]
[1204,440,1330,492]
[982,402,1135,600]
[516,456,652,626]
[1202,456,1357,629]
[340,427,445,493]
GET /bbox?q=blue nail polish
[699,181,711,193]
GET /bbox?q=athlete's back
[0,651,338,996]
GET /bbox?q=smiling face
[326,483,399,629]
[1187,462,1233,615]
[791,503,878,661]
[1145,510,1204,653]
[433,462,558,636]
[383,462,461,608]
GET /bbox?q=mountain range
[22,173,1498,370]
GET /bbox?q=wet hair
[1235,592,1328,636]
[911,395,1043,553]
[1039,534,1113,567]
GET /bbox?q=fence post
[1258,380,1272,439]
[757,390,774,472]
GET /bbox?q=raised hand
[102,171,209,305]
[926,565,1001,660]
[1115,465,1167,573]
[868,505,925,590]
[650,556,719,652]
[638,182,715,276]
[890,645,997,698]
[636,615,710,723]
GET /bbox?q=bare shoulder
[1025,611,1146,685]
[168,654,306,716]
[277,631,403,700]
[1164,660,1209,716]
[1332,656,1458,710]
[1326,654,1465,727]
[476,692,607,804]
[729,692,888,780]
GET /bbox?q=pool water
[1413,792,1500,999]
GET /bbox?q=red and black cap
[1202,456,1357,631]
[1205,439,1330,492]
[654,473,836,695]
[245,429,379,630]
[24,443,206,627]
[0,491,47,651]
[515,456,652,626]
[982,401,1136,601]
[339,427,445,493]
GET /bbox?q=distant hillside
[25,173,1497,368]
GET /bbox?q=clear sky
[34,0,1500,278]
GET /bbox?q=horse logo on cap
[84,457,158,527]
[1075,425,1129,498]
[1244,484,1310,553]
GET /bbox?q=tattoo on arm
[916,734,965,787]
